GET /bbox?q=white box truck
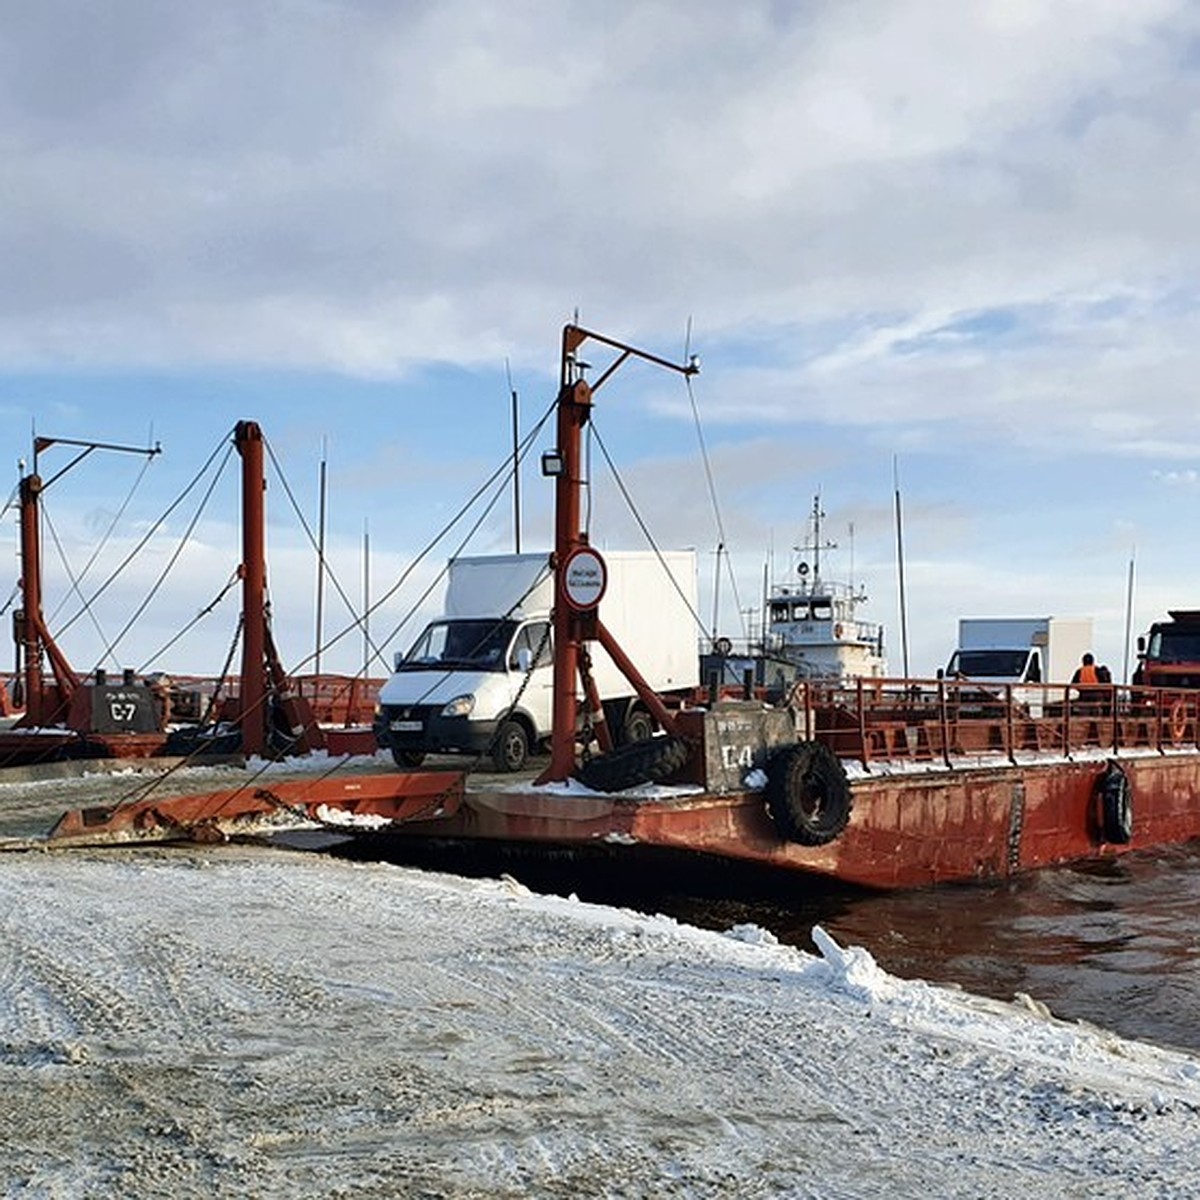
[945,617,1094,685]
[943,617,1094,717]
[375,550,700,771]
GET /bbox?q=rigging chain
[107,403,556,815]
[684,371,746,642]
[136,569,242,675]
[590,423,711,643]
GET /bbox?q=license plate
[390,720,422,732]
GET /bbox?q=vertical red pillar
[538,332,593,782]
[18,474,44,726]
[236,421,268,757]
[534,324,696,783]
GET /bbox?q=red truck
[1134,610,1200,689]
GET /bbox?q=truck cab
[1135,610,1200,689]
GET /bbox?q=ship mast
[795,494,835,593]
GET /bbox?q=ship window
[769,601,790,623]
[790,601,810,621]
[810,599,833,621]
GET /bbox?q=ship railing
[787,677,1200,769]
[12,670,385,729]
[287,674,384,727]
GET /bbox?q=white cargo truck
[945,617,1094,685]
[375,550,700,771]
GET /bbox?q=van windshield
[951,649,1031,679]
[400,619,517,671]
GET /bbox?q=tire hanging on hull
[1098,761,1133,845]
[764,741,853,846]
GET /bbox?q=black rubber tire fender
[1099,762,1133,845]
[575,735,690,794]
[764,741,853,846]
[490,718,530,773]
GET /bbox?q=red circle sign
[562,547,608,611]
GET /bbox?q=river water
[656,843,1200,1056]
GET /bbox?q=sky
[3,841,1200,1193]
[4,0,1200,680]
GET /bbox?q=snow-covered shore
[2,847,1199,1198]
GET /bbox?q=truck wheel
[576,736,689,793]
[490,719,529,773]
[391,747,426,769]
[621,708,655,744]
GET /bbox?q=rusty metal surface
[799,677,1198,766]
[377,750,1200,891]
[19,675,1200,892]
[44,770,465,847]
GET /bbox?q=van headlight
[440,694,475,718]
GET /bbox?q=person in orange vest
[1072,653,1112,713]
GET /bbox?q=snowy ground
[3,841,1200,1198]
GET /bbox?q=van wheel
[621,708,655,744]
[391,747,426,769]
[490,720,529,772]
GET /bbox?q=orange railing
[788,677,1200,769]
[4,672,384,729]
[167,673,383,727]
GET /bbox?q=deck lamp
[541,449,565,477]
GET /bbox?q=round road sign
[562,547,608,611]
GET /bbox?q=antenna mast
[507,359,521,554]
[795,494,834,591]
[893,457,911,678]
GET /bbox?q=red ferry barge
[37,326,1200,890]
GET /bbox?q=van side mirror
[936,667,944,680]
[393,651,405,671]
[1137,636,1146,655]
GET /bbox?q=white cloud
[5,0,1200,683]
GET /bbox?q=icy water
[361,837,1200,1056]
[660,843,1200,1057]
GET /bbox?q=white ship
[762,495,886,684]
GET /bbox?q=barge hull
[389,751,1200,890]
